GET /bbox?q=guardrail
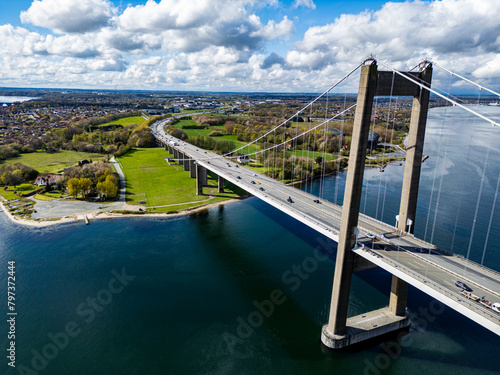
[453,254,500,278]
[356,246,500,322]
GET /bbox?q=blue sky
[0,0,499,92]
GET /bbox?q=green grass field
[1,151,108,173]
[179,109,208,114]
[174,120,208,137]
[181,128,214,137]
[0,183,39,201]
[286,149,337,161]
[172,122,260,155]
[98,116,146,127]
[117,148,245,213]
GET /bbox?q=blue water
[1,106,500,374]
[0,96,38,104]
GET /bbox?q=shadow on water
[189,203,327,361]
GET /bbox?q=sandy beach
[0,196,245,228]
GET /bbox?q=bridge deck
[152,120,500,336]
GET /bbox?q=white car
[492,303,500,313]
[366,233,375,239]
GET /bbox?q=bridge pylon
[321,60,432,349]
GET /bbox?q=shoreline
[0,196,247,228]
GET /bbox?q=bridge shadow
[197,170,251,199]
[396,288,500,372]
[189,202,332,361]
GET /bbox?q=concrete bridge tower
[321,60,432,349]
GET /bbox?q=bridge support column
[183,155,190,171]
[196,165,207,195]
[397,66,432,234]
[390,65,432,319]
[218,176,224,193]
[322,61,412,350]
[173,148,179,160]
[322,63,379,348]
[189,160,196,178]
[168,145,173,154]
[389,275,409,316]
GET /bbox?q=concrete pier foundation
[321,308,410,349]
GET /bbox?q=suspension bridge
[150,59,500,349]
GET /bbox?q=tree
[106,145,117,155]
[80,178,93,198]
[67,178,81,197]
[96,175,119,199]
[1,171,22,187]
[171,128,188,140]
[315,156,324,165]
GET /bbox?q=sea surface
[0,96,39,104]
[1,106,500,374]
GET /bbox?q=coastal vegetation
[64,162,119,199]
[0,163,38,187]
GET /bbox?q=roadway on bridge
[151,119,500,334]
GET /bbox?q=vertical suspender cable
[320,91,329,199]
[482,169,500,265]
[334,92,347,205]
[464,148,490,272]
[379,71,395,222]
[381,95,398,223]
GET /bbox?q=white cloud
[472,55,500,79]
[0,25,100,58]
[261,52,286,69]
[20,0,115,33]
[289,0,500,72]
[43,34,100,58]
[99,29,148,53]
[88,57,128,71]
[136,56,163,66]
[250,16,294,40]
[1,0,500,92]
[293,0,316,10]
[117,0,293,52]
[118,0,264,32]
